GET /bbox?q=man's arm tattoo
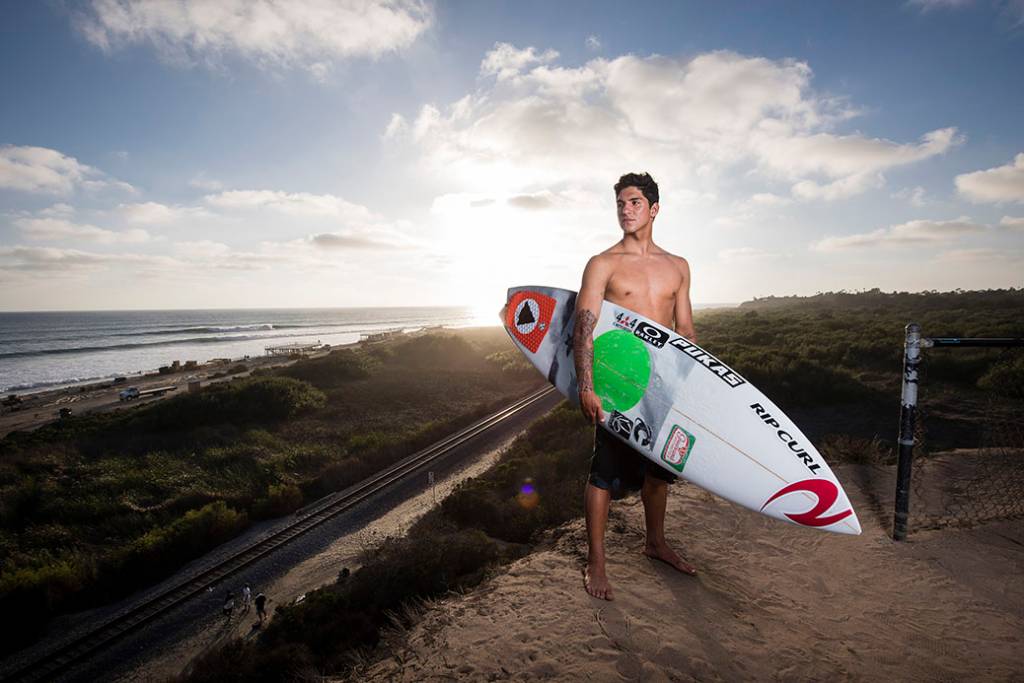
[573,309,598,393]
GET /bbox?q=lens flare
[516,477,540,510]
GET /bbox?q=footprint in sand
[615,652,642,679]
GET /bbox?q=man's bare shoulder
[642,245,689,271]
[671,253,690,271]
[658,251,690,274]
[580,251,620,288]
[585,249,623,271]
[594,242,628,258]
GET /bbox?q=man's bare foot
[644,542,697,576]
[583,564,614,600]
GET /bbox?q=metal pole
[927,337,1024,348]
[893,323,922,541]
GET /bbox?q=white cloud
[172,240,231,258]
[0,145,134,195]
[383,113,408,139]
[0,245,172,272]
[586,35,601,51]
[792,173,884,201]
[749,193,793,207]
[1000,215,1024,229]
[956,153,1024,203]
[812,217,987,251]
[0,234,386,280]
[171,239,323,270]
[892,186,928,206]
[76,0,432,74]
[430,189,598,215]
[15,216,151,244]
[203,189,420,250]
[480,42,559,81]
[308,61,331,83]
[402,48,959,201]
[936,247,1024,263]
[116,201,210,224]
[764,128,961,200]
[908,0,975,10]
[204,189,378,221]
[309,232,407,249]
[907,0,1024,25]
[38,203,76,218]
[718,247,778,263]
[507,193,554,210]
[188,171,224,191]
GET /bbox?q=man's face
[616,186,658,234]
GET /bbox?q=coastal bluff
[355,464,1023,681]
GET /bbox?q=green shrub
[0,477,44,529]
[433,405,593,544]
[390,334,482,369]
[104,501,248,591]
[731,353,873,408]
[0,553,97,653]
[279,349,371,387]
[978,353,1024,399]
[486,350,534,374]
[818,433,895,466]
[134,377,326,431]
[252,484,304,520]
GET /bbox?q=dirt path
[121,435,516,682]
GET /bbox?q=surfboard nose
[837,511,862,535]
[832,486,862,535]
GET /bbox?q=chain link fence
[902,345,1024,535]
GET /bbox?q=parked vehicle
[119,387,140,401]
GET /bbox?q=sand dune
[354,462,1023,681]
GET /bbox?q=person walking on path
[222,590,235,619]
[254,592,268,626]
[241,584,252,614]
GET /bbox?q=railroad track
[2,385,557,683]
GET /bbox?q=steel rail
[3,385,557,683]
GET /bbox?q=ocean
[0,307,488,395]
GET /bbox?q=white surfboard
[504,286,861,535]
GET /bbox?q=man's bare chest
[605,265,682,301]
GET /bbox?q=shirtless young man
[574,172,698,601]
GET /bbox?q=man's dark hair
[614,172,659,207]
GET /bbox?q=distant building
[359,328,402,343]
[264,341,325,358]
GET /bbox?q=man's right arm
[574,256,610,424]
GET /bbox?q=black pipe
[894,323,922,541]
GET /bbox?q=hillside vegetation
[0,328,541,654]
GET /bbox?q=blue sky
[1,0,1022,312]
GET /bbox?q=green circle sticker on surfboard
[593,329,650,412]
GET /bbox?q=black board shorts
[589,427,674,499]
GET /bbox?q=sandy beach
[0,344,346,438]
[354,460,1023,682]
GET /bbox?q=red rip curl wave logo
[760,479,853,528]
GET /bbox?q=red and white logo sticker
[505,291,555,354]
[760,478,853,528]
